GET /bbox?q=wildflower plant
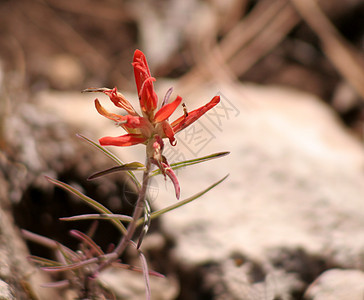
[23,50,228,299]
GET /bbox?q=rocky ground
[3,80,363,299]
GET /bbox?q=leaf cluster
[24,134,228,298]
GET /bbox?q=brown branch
[289,0,364,100]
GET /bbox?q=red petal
[124,115,151,130]
[161,121,176,146]
[99,134,147,147]
[104,88,137,116]
[171,96,220,133]
[133,50,158,114]
[139,77,158,113]
[84,87,137,115]
[163,162,180,200]
[133,50,158,113]
[154,96,182,123]
[133,50,151,94]
[95,100,150,134]
[95,99,126,123]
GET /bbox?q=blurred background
[1,0,364,132]
[1,0,364,299]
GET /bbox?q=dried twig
[289,0,364,100]
[229,1,299,77]
[178,0,299,92]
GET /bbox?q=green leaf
[70,230,104,256]
[151,152,229,176]
[60,214,133,223]
[137,174,229,226]
[41,257,100,272]
[56,242,81,265]
[112,261,165,278]
[76,134,124,166]
[28,255,63,267]
[22,230,75,256]
[88,162,145,180]
[136,198,151,249]
[138,247,151,299]
[40,279,70,289]
[41,280,70,288]
[45,176,127,235]
[76,134,141,188]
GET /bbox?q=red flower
[87,50,220,199]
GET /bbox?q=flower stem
[96,158,152,273]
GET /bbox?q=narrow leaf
[137,199,151,249]
[88,162,145,180]
[28,255,62,267]
[111,262,165,278]
[22,230,75,259]
[41,280,70,289]
[137,174,229,226]
[22,229,60,250]
[55,242,81,265]
[41,256,100,272]
[60,214,133,223]
[76,134,124,165]
[151,152,229,176]
[69,230,104,256]
[76,134,141,188]
[138,248,151,300]
[45,176,127,235]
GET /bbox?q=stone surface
[0,208,61,300]
[304,269,364,300]
[37,81,364,298]
[0,280,14,300]
[99,268,179,300]
[155,82,364,266]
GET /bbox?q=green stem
[96,158,152,273]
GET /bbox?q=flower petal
[161,121,176,146]
[84,88,137,115]
[161,87,173,108]
[95,100,150,134]
[150,149,181,200]
[133,50,158,113]
[104,87,138,116]
[171,96,220,133]
[139,77,158,114]
[148,135,164,172]
[133,49,151,93]
[162,162,180,200]
[154,96,182,123]
[99,134,147,147]
[95,99,125,123]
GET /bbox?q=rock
[0,280,14,300]
[0,74,67,299]
[202,257,303,300]
[99,268,179,300]
[0,208,61,300]
[35,81,364,298]
[0,83,126,299]
[304,269,364,300]
[153,82,364,297]
[45,54,85,90]
[155,81,364,263]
